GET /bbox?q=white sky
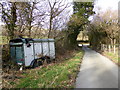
[88,0,120,21]
[93,0,120,13]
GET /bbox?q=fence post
[108,44,111,52]
[105,45,107,51]
[102,44,104,51]
[113,44,116,54]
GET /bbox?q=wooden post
[107,45,108,51]
[102,44,104,51]
[106,45,107,51]
[114,44,116,54]
[109,44,111,52]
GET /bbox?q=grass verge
[103,51,119,66]
[3,49,84,88]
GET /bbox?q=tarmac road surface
[75,46,119,88]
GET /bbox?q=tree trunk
[48,15,52,38]
[10,2,17,39]
[28,26,32,38]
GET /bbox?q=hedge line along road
[75,45,119,88]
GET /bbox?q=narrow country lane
[75,45,119,88]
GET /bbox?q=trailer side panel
[24,43,34,66]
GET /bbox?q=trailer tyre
[32,60,43,68]
[33,60,38,68]
[38,61,43,66]
[30,60,37,68]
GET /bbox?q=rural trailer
[9,38,55,67]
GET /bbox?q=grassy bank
[3,49,84,88]
[103,51,119,66]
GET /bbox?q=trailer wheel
[46,59,51,64]
[37,60,43,66]
[33,60,38,68]
[33,60,43,68]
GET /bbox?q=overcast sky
[93,0,119,13]
[88,0,120,21]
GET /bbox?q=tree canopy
[65,2,94,48]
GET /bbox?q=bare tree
[15,2,30,36]
[1,2,17,39]
[47,0,70,38]
[88,9,118,51]
[1,1,71,39]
